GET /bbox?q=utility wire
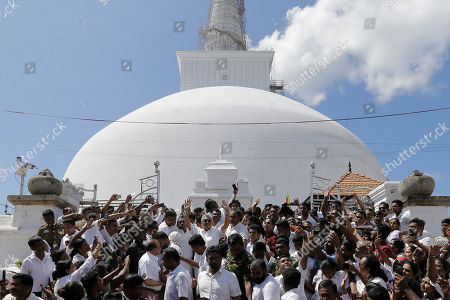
[0,106,448,125]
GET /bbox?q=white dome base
[64,86,385,209]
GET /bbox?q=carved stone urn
[398,170,435,198]
[28,169,62,195]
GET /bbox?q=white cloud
[253,0,450,106]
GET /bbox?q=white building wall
[177,51,274,91]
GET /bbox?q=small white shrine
[189,158,253,209]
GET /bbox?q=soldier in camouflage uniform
[225,233,254,300]
[37,209,64,253]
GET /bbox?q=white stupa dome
[64,86,385,208]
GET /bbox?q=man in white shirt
[138,239,163,296]
[408,218,433,247]
[4,273,42,300]
[295,240,310,300]
[226,209,249,245]
[274,255,293,296]
[56,207,76,223]
[312,259,346,297]
[435,218,450,250]
[20,236,55,295]
[158,209,178,236]
[247,225,268,254]
[197,245,241,300]
[250,259,281,300]
[281,268,303,300]
[211,209,223,228]
[205,199,226,226]
[180,234,208,279]
[60,219,78,249]
[161,248,193,300]
[387,200,410,232]
[168,217,194,276]
[184,199,230,247]
[298,203,317,227]
[81,213,105,247]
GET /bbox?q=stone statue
[398,170,435,198]
[28,168,63,195]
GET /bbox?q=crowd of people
[1,191,449,300]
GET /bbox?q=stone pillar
[405,195,450,238]
[7,194,78,230]
[0,193,80,268]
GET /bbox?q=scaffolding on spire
[199,0,247,51]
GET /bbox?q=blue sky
[0,0,449,214]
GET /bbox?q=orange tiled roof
[324,172,384,197]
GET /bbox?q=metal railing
[78,184,98,207]
[134,161,161,204]
[77,161,161,211]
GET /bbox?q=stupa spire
[200,0,247,50]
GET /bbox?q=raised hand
[329,231,340,248]
[92,236,100,250]
[145,195,155,204]
[125,209,136,217]
[85,217,95,230]
[98,218,108,229]
[125,194,132,202]
[294,226,305,237]
[184,198,191,213]
[40,284,53,300]
[92,242,102,259]
[150,203,160,211]
[117,256,124,269]
[394,273,409,292]
[221,199,230,211]
[429,245,441,257]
